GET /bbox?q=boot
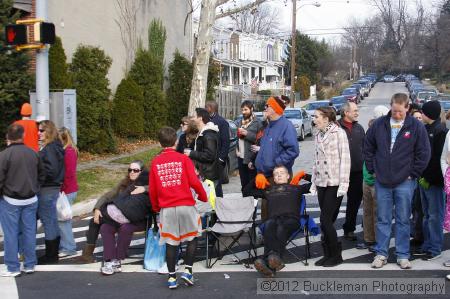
[267,253,285,272]
[38,237,60,265]
[323,241,343,267]
[314,242,329,266]
[76,244,96,264]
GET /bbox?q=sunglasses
[38,129,45,133]
[128,168,141,173]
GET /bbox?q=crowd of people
[1,94,450,287]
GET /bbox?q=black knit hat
[421,100,441,121]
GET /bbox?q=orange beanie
[20,103,32,116]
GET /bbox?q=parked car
[350,83,366,99]
[395,74,406,82]
[330,96,348,112]
[284,108,313,141]
[414,90,438,105]
[429,94,450,103]
[357,80,371,96]
[341,88,360,104]
[439,100,450,113]
[222,120,239,184]
[304,100,332,117]
[383,75,396,83]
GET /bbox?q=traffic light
[4,24,28,45]
[33,22,55,44]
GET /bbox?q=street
[1,82,449,299]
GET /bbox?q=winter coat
[363,113,431,188]
[39,140,65,188]
[338,119,365,172]
[112,189,152,224]
[255,116,299,176]
[0,143,45,199]
[61,145,79,194]
[210,113,230,163]
[422,121,448,186]
[311,123,351,194]
[236,117,262,164]
[189,122,221,181]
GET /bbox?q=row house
[195,21,286,95]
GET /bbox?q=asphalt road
[2,82,450,299]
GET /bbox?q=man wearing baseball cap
[14,103,39,152]
[254,96,299,219]
[419,100,448,261]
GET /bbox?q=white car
[284,108,313,141]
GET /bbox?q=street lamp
[290,1,321,107]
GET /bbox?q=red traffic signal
[5,24,28,45]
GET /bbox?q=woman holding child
[311,106,351,267]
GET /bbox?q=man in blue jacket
[206,101,230,197]
[364,93,431,270]
[255,96,299,219]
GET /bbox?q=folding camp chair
[205,194,258,268]
[259,194,319,266]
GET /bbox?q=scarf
[241,113,255,128]
[319,122,334,139]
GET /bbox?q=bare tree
[115,0,141,74]
[227,2,281,35]
[188,0,268,116]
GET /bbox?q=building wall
[47,0,192,91]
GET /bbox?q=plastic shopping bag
[143,230,166,272]
[56,192,72,221]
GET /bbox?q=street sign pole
[35,0,50,121]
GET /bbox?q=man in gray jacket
[0,124,45,276]
[236,100,262,192]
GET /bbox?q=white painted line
[0,273,19,299]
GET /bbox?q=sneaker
[1,270,21,277]
[397,259,411,269]
[23,268,35,274]
[180,270,194,286]
[254,258,275,277]
[411,248,427,256]
[446,274,450,281]
[422,253,441,261]
[167,277,178,289]
[100,261,115,275]
[356,242,368,250]
[443,260,450,267]
[112,259,122,273]
[371,255,387,269]
[58,251,77,258]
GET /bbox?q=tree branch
[215,0,268,19]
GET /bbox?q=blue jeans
[374,179,416,259]
[0,199,38,272]
[58,192,77,254]
[38,190,60,240]
[420,185,445,256]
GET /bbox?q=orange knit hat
[20,103,32,116]
[266,96,289,115]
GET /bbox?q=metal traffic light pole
[35,0,50,120]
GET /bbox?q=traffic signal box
[4,19,55,50]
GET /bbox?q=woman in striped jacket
[311,106,351,267]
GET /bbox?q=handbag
[56,192,73,221]
[143,230,166,272]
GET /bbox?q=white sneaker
[371,255,387,269]
[24,268,35,274]
[100,262,115,275]
[1,270,21,277]
[446,274,450,281]
[397,259,411,269]
[111,259,122,273]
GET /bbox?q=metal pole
[290,0,296,107]
[35,0,50,120]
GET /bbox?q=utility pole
[35,0,50,120]
[290,0,296,107]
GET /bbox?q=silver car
[284,108,313,141]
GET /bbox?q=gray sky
[208,0,438,44]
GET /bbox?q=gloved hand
[337,188,347,198]
[255,173,270,189]
[309,184,317,196]
[290,170,306,185]
[418,177,430,190]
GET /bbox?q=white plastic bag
[57,192,73,221]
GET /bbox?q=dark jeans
[263,216,299,258]
[411,184,423,242]
[317,186,341,252]
[216,162,224,197]
[238,158,257,193]
[343,171,363,234]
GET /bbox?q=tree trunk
[188,0,218,116]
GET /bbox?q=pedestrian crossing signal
[33,22,55,44]
[5,24,28,45]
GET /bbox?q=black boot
[38,237,60,265]
[323,241,343,267]
[314,242,329,266]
